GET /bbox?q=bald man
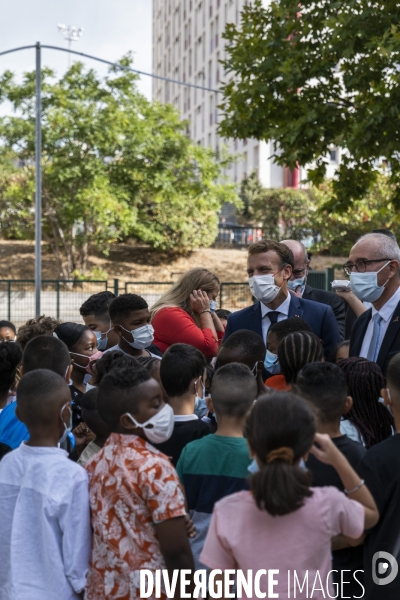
[281,240,346,340]
[345,233,400,375]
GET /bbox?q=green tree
[238,172,317,240]
[0,58,238,278]
[220,0,400,208]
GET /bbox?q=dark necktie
[268,311,281,325]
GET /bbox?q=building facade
[152,0,339,214]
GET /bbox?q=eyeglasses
[343,259,392,277]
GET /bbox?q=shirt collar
[371,286,400,322]
[260,292,291,319]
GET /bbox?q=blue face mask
[94,326,111,351]
[264,349,280,375]
[194,379,208,418]
[58,403,73,445]
[287,277,306,294]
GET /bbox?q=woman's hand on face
[190,290,211,314]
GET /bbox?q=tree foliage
[0,57,238,278]
[239,172,399,255]
[220,0,400,208]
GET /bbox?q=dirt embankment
[0,241,346,283]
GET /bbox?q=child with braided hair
[272,330,325,390]
[200,393,379,600]
[338,357,394,448]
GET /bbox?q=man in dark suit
[281,239,346,340]
[347,233,400,375]
[224,240,341,362]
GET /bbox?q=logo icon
[372,552,399,586]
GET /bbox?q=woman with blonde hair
[151,268,225,357]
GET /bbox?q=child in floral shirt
[85,366,194,600]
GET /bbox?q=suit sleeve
[320,305,341,362]
[223,313,234,342]
[330,295,346,341]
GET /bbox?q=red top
[152,306,223,358]
[265,374,291,391]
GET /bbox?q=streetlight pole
[35,41,41,317]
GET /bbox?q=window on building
[330,148,338,162]
[210,22,214,53]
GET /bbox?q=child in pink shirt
[200,392,379,600]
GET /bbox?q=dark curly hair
[338,357,393,448]
[93,351,142,385]
[16,315,61,350]
[79,291,116,319]
[97,366,151,429]
[109,294,148,323]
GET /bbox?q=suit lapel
[249,302,264,339]
[377,301,400,365]
[352,308,372,356]
[288,294,304,319]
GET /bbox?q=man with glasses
[281,239,346,339]
[347,233,400,374]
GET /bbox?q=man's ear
[64,364,73,383]
[206,396,214,414]
[343,395,353,415]
[256,360,264,375]
[282,264,293,281]
[381,387,391,407]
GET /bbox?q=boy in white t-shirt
[0,369,91,600]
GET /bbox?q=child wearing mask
[85,366,194,600]
[79,290,119,351]
[201,393,379,600]
[0,369,91,600]
[177,363,257,570]
[54,323,102,427]
[152,343,212,466]
[107,293,162,359]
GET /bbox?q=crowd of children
[0,287,399,600]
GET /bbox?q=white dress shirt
[360,286,400,360]
[261,292,292,345]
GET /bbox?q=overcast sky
[0,0,153,110]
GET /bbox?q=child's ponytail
[245,392,316,516]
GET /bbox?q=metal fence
[0,280,108,327]
[0,269,336,326]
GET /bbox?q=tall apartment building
[152,0,339,213]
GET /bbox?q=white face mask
[59,403,73,445]
[120,324,154,350]
[350,262,390,302]
[249,273,282,304]
[95,324,112,351]
[210,299,218,312]
[124,403,174,444]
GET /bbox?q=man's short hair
[160,343,206,397]
[371,229,397,242]
[22,336,70,377]
[0,320,16,334]
[294,362,348,423]
[221,329,266,363]
[211,363,257,418]
[79,291,116,319]
[356,233,400,265]
[248,240,295,269]
[269,317,313,342]
[16,315,61,350]
[109,294,148,323]
[97,366,152,430]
